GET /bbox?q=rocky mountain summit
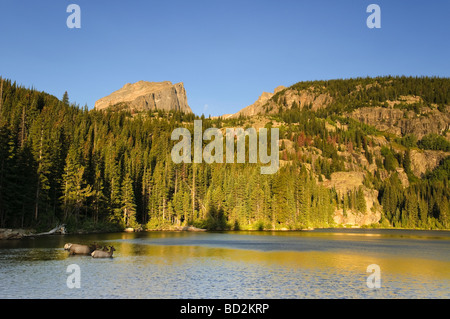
[232,86,286,117]
[227,77,449,140]
[95,81,192,113]
[230,85,335,119]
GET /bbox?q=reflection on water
[0,229,449,299]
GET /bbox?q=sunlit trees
[0,76,449,231]
[121,172,137,228]
[60,146,93,223]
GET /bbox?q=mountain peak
[230,85,286,118]
[95,81,192,113]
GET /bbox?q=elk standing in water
[64,243,100,255]
[91,246,116,258]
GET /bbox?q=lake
[0,229,449,299]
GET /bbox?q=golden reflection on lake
[1,229,448,298]
[112,239,450,280]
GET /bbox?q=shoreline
[2,225,448,240]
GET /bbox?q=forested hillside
[0,76,448,232]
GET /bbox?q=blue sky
[0,0,449,116]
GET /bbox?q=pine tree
[0,77,4,122]
[141,166,152,225]
[404,193,419,228]
[60,146,93,224]
[418,197,428,228]
[30,120,52,222]
[298,174,312,227]
[108,160,122,225]
[121,172,137,228]
[438,199,449,229]
[62,91,69,106]
[91,162,106,225]
[403,149,412,175]
[0,126,11,227]
[356,187,367,214]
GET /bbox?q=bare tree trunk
[31,224,66,236]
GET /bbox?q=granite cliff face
[95,81,192,113]
[350,107,450,139]
[322,171,382,226]
[410,149,449,177]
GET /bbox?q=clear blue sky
[0,0,449,116]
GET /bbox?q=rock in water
[95,81,192,113]
[0,229,32,240]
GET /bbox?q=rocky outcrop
[231,85,333,118]
[0,225,66,240]
[395,167,410,188]
[232,86,286,117]
[173,225,207,232]
[95,81,192,113]
[281,88,333,111]
[322,172,382,227]
[333,209,382,226]
[350,107,450,139]
[229,83,448,142]
[410,149,449,177]
[322,171,366,194]
[0,229,33,240]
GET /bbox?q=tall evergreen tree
[60,146,93,224]
[121,172,137,228]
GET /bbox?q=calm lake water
[0,229,449,299]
